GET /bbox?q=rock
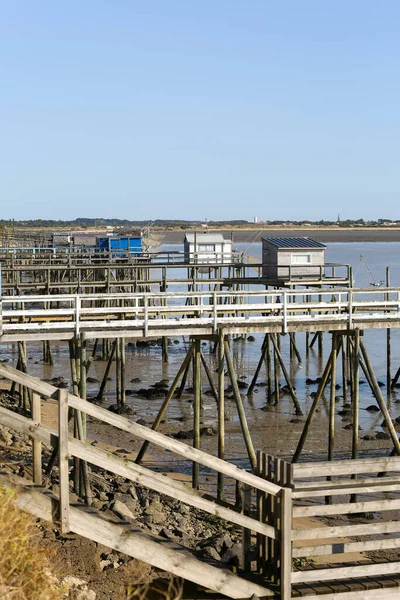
[131,377,141,383]
[377,380,385,387]
[107,404,133,415]
[201,546,221,561]
[136,418,147,426]
[236,380,248,390]
[111,499,136,522]
[86,377,99,383]
[200,532,233,555]
[220,543,243,568]
[338,409,352,416]
[376,431,391,440]
[61,576,96,600]
[365,405,380,412]
[362,434,375,440]
[247,336,255,342]
[0,425,12,446]
[289,418,303,424]
[305,378,316,385]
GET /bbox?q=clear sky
[1,1,399,222]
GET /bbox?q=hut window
[291,253,311,264]
[198,244,215,252]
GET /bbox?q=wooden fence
[2,287,400,341]
[0,363,283,599]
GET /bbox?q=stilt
[292,338,343,463]
[217,332,225,500]
[135,345,194,464]
[224,340,257,471]
[192,339,201,489]
[97,341,116,401]
[270,334,302,415]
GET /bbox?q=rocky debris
[171,426,217,440]
[107,404,133,415]
[111,499,136,523]
[131,377,141,383]
[135,388,168,399]
[376,431,391,440]
[61,576,96,600]
[0,424,13,446]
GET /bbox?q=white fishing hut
[184,233,233,264]
[262,237,326,280]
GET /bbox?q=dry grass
[126,561,183,600]
[0,485,63,600]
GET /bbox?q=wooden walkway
[0,365,400,599]
[1,287,400,342]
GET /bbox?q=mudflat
[161,227,400,244]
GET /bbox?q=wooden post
[200,350,218,401]
[58,388,70,534]
[387,266,391,401]
[193,339,201,489]
[97,340,116,401]
[121,337,126,407]
[242,484,252,572]
[247,335,268,396]
[265,334,272,403]
[328,333,338,463]
[32,392,42,485]
[217,332,225,500]
[360,339,400,455]
[280,487,292,600]
[116,336,121,406]
[270,334,302,415]
[224,340,257,471]
[292,338,342,463]
[135,346,194,464]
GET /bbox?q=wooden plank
[293,457,400,477]
[293,536,400,558]
[0,406,278,540]
[292,520,400,541]
[280,487,292,600]
[31,392,42,485]
[58,388,70,534]
[293,498,400,518]
[0,472,274,599]
[292,587,400,600]
[294,476,400,490]
[291,561,400,584]
[293,482,400,498]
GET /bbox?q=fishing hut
[184,233,233,264]
[96,231,142,256]
[262,236,326,280]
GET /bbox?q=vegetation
[1,217,399,229]
[0,486,63,600]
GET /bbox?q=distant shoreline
[160,227,400,244]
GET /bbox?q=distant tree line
[1,218,399,228]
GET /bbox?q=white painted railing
[1,287,400,338]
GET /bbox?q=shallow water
[1,242,400,468]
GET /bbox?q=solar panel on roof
[262,237,326,249]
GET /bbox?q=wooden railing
[258,452,400,599]
[0,363,285,599]
[2,287,400,340]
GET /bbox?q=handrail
[1,287,400,338]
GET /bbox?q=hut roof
[262,237,326,249]
[184,233,231,244]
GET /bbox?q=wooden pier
[0,364,399,600]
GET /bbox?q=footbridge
[1,287,400,342]
[0,364,400,599]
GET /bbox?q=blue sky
[1,1,399,221]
